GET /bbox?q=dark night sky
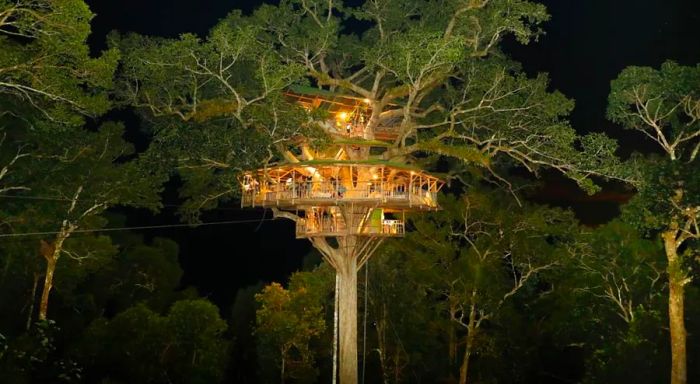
[84,0,700,309]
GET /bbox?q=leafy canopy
[609,62,700,237]
[0,0,118,126]
[117,0,626,218]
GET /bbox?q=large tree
[569,220,668,383]
[394,191,578,384]
[12,123,162,322]
[78,299,229,384]
[0,0,119,219]
[255,266,333,383]
[608,61,700,384]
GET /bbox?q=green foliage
[608,64,700,375]
[365,245,446,382]
[229,282,265,382]
[18,122,163,225]
[255,266,333,383]
[579,220,665,321]
[91,236,183,314]
[0,121,164,322]
[77,299,229,384]
[78,304,168,382]
[0,0,118,126]
[53,234,118,306]
[622,156,700,234]
[583,307,668,384]
[608,61,700,161]
[112,17,326,218]
[379,189,579,382]
[540,220,670,383]
[608,61,700,227]
[165,300,229,384]
[0,320,82,384]
[115,0,625,219]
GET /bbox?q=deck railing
[296,218,405,238]
[242,181,437,208]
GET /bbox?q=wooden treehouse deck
[240,162,443,212]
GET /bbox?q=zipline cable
[332,273,339,384]
[0,193,247,212]
[0,218,278,238]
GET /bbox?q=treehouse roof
[285,85,401,110]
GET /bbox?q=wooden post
[409,173,414,207]
[276,173,281,204]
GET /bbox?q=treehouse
[240,161,442,240]
[240,87,444,384]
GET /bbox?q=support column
[337,253,359,384]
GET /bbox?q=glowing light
[337,111,349,121]
[363,98,371,104]
[372,174,378,180]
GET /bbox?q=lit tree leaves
[1,122,163,322]
[0,0,118,126]
[165,300,229,384]
[608,61,700,384]
[608,62,700,162]
[255,267,333,382]
[115,0,629,219]
[608,61,700,238]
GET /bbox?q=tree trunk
[338,254,359,384]
[38,254,57,322]
[458,296,478,384]
[38,228,71,322]
[281,351,286,384]
[458,339,471,384]
[663,230,687,384]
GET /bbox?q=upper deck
[285,86,400,141]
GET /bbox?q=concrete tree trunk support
[337,251,359,384]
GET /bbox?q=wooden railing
[296,218,405,238]
[242,181,437,208]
